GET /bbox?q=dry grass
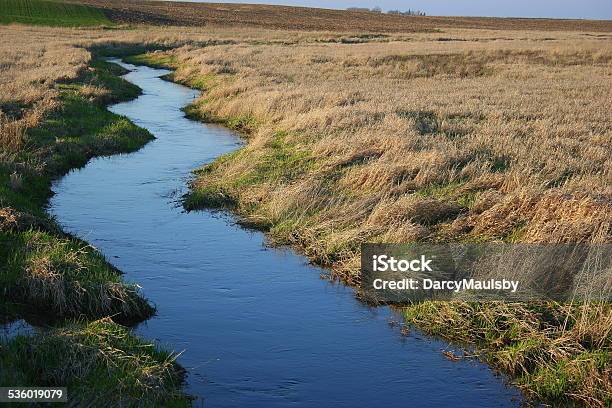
[167,30,612,281]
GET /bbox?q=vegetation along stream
[47,59,522,407]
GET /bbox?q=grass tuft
[1,318,191,406]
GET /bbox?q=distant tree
[386,8,426,16]
[347,6,386,14]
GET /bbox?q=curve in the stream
[48,60,522,408]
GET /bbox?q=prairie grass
[167,37,612,279]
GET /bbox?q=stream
[47,60,522,407]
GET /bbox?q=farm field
[0,0,110,26]
[78,0,612,32]
[0,1,611,406]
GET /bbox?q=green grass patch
[225,114,258,134]
[123,53,179,70]
[1,319,191,406]
[404,301,611,406]
[0,0,111,27]
[248,131,312,182]
[414,180,478,210]
[505,222,527,243]
[186,73,217,91]
[186,131,313,213]
[88,59,142,102]
[0,229,154,322]
[31,91,152,177]
[415,180,466,199]
[125,52,220,91]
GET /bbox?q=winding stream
[48,60,521,407]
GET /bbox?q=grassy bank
[2,318,189,406]
[0,0,111,27]
[126,45,611,407]
[123,53,220,93]
[1,54,190,403]
[404,302,611,407]
[1,59,154,322]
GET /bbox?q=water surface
[48,60,521,407]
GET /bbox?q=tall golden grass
[165,30,612,279]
